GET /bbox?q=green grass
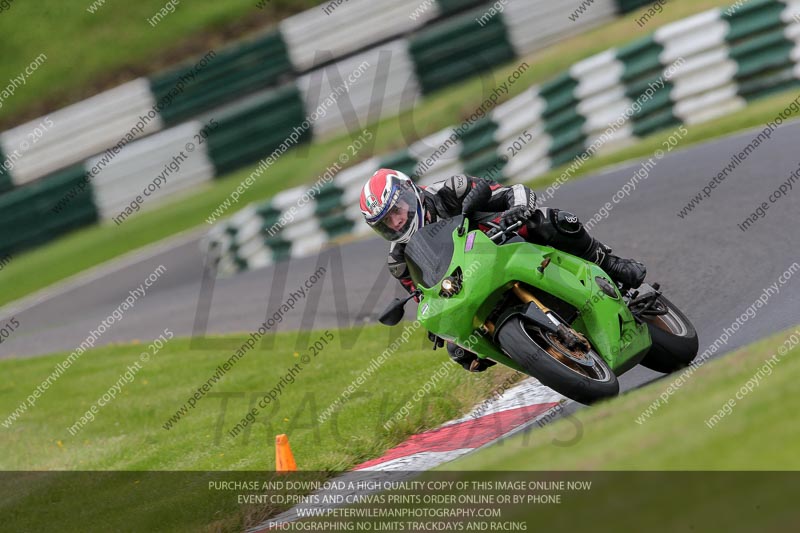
[0,323,520,530]
[0,0,742,307]
[0,0,325,125]
[441,324,800,470]
[375,324,800,532]
[2,321,798,531]
[0,323,517,471]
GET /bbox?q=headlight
[440,276,461,297]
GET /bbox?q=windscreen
[404,216,461,288]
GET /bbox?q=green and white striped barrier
[0,79,162,188]
[206,0,800,274]
[0,0,658,257]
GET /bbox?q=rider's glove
[501,205,533,226]
[427,331,445,350]
[487,206,533,238]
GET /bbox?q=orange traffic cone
[275,434,297,473]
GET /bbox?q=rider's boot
[529,208,646,289]
[586,240,647,289]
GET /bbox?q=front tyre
[496,317,619,405]
[639,293,699,374]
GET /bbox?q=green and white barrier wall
[0,0,651,257]
[0,165,97,256]
[207,0,800,274]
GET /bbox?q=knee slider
[552,209,583,235]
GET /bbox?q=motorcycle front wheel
[638,293,699,374]
[496,317,619,405]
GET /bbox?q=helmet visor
[371,183,419,241]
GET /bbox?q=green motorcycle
[379,214,699,405]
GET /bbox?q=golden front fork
[482,282,550,335]
[512,282,550,312]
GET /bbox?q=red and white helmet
[359,168,426,243]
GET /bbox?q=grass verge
[0,323,516,470]
[351,324,799,531]
[0,322,518,530]
[2,323,798,530]
[442,324,800,470]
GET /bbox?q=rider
[360,168,646,372]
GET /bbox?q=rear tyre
[496,317,619,405]
[639,294,699,374]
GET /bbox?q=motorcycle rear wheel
[496,317,619,405]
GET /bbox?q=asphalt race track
[2,121,799,404]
